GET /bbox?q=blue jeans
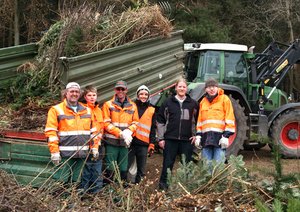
[202,146,225,164]
[80,156,103,193]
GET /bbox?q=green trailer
[0,133,55,187]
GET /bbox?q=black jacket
[132,99,156,146]
[157,94,198,141]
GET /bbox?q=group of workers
[44,77,235,194]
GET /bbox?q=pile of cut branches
[86,5,173,52]
[38,3,173,89]
[1,154,300,211]
[0,170,52,212]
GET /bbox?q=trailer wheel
[271,110,300,158]
[226,97,248,157]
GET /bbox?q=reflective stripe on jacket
[196,88,235,147]
[102,95,139,146]
[135,106,155,144]
[84,102,104,145]
[45,99,99,158]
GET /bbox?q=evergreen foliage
[255,198,271,212]
[255,139,300,210]
[0,65,57,109]
[273,198,283,212]
[168,155,249,197]
[64,26,84,57]
[287,198,300,212]
[38,20,64,50]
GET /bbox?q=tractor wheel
[270,110,300,158]
[226,97,248,157]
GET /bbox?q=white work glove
[121,129,133,139]
[91,148,99,160]
[219,136,229,149]
[51,152,61,166]
[124,136,133,148]
[194,135,202,149]
[120,129,133,147]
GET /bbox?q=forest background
[1,0,300,51]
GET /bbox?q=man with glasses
[45,82,100,184]
[102,80,139,184]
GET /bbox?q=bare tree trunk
[2,28,6,47]
[8,21,13,46]
[14,0,19,45]
[284,0,294,94]
[285,0,294,42]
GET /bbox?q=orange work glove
[148,143,155,157]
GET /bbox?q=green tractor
[184,41,300,158]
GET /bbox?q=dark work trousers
[159,139,193,189]
[80,155,103,194]
[128,144,148,183]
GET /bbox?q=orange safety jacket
[196,88,235,135]
[135,106,155,144]
[102,95,139,147]
[84,102,104,144]
[45,99,100,158]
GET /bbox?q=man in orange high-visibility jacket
[127,85,156,184]
[45,82,100,183]
[102,80,139,183]
[195,78,235,167]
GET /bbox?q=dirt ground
[145,145,300,186]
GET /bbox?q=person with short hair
[45,82,100,184]
[80,85,104,194]
[195,78,235,167]
[102,80,139,183]
[157,78,198,190]
[127,85,156,184]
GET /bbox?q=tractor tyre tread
[226,96,248,157]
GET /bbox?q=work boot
[103,170,114,186]
[120,171,129,188]
[158,181,168,191]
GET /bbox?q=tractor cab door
[223,52,249,95]
[185,50,222,82]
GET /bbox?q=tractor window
[224,52,246,78]
[200,51,221,80]
[184,52,199,82]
